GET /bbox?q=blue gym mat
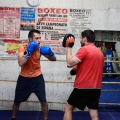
[0,110,120,120]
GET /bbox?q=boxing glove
[24,41,38,59]
[40,46,54,58]
[62,34,75,48]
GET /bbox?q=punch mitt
[62,34,75,48]
[70,65,77,75]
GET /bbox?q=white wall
[0,0,120,111]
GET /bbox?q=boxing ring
[0,55,120,120]
[100,53,120,112]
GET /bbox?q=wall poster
[0,7,20,38]
[36,8,92,55]
[20,7,35,31]
[36,8,68,55]
[68,9,92,38]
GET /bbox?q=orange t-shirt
[18,42,42,77]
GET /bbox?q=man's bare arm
[66,47,80,68]
[18,56,27,67]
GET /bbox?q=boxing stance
[11,29,56,120]
[62,30,104,120]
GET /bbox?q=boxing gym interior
[0,0,120,120]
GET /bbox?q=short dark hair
[81,29,95,42]
[28,29,40,38]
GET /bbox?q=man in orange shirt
[11,29,56,120]
[63,30,104,120]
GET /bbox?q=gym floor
[0,110,120,120]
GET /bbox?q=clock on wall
[26,0,40,7]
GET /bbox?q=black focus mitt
[62,34,75,48]
[70,65,77,75]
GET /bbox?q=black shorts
[14,74,47,104]
[67,88,101,111]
